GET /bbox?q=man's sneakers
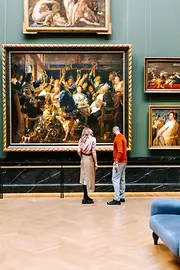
[107,199,121,205]
[107,198,125,205]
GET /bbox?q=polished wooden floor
[0,195,180,270]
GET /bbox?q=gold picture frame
[2,44,132,152]
[145,58,180,93]
[149,105,180,149]
[23,0,111,34]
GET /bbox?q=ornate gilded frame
[145,57,180,93]
[149,105,180,149]
[23,0,111,34]
[2,44,132,152]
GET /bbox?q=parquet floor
[0,196,180,270]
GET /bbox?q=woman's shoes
[82,197,94,204]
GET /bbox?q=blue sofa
[149,198,180,257]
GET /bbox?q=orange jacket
[113,134,127,163]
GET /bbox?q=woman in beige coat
[77,127,98,204]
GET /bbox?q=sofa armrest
[150,198,180,216]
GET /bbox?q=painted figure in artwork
[10,52,124,144]
[72,0,100,26]
[31,0,57,26]
[28,0,105,28]
[63,0,75,26]
[153,111,180,146]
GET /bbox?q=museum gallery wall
[1,0,180,158]
[1,0,180,194]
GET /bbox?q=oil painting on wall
[149,106,180,149]
[145,58,180,93]
[2,44,132,152]
[23,0,110,34]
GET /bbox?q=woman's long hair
[80,127,93,143]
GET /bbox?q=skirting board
[3,192,180,199]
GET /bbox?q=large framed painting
[145,58,180,93]
[2,44,132,152]
[149,106,180,149]
[23,0,111,34]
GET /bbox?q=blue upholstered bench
[149,198,180,257]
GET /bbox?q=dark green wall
[1,0,180,159]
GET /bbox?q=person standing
[107,126,127,205]
[77,128,98,204]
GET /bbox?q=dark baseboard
[1,157,180,193]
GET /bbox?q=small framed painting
[149,106,180,149]
[23,0,111,34]
[145,58,180,93]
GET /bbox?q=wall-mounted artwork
[149,106,180,149]
[145,58,180,93]
[2,44,132,152]
[23,0,111,34]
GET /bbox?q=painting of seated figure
[2,44,132,152]
[149,106,180,149]
[23,0,111,34]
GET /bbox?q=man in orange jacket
[107,126,127,205]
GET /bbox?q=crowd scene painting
[10,52,125,145]
[26,0,107,30]
[150,107,180,148]
[146,59,180,92]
